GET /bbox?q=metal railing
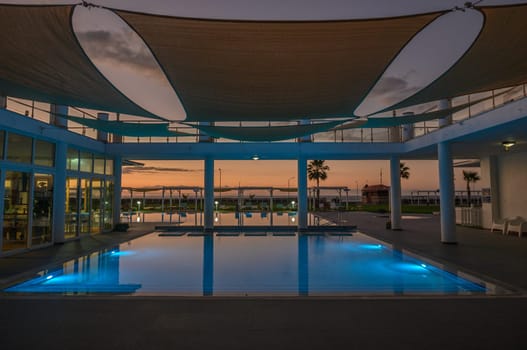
[3,82,527,144]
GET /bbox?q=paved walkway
[0,223,156,286]
[318,211,527,292]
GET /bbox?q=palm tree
[400,162,410,180]
[463,170,480,206]
[308,160,330,209]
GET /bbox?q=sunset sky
[121,159,475,194]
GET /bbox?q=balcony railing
[3,82,526,144]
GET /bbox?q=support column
[298,120,312,142]
[113,113,123,143]
[161,187,165,223]
[112,157,122,228]
[97,112,109,142]
[142,191,146,223]
[402,112,415,142]
[270,189,274,226]
[389,111,401,142]
[297,157,308,231]
[390,156,402,230]
[438,99,452,128]
[50,104,68,129]
[53,142,67,243]
[204,157,215,231]
[438,142,457,243]
[199,122,213,142]
[129,189,133,223]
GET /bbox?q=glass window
[32,174,53,245]
[93,154,105,174]
[105,158,114,176]
[79,178,91,234]
[34,140,55,167]
[0,130,5,159]
[90,179,102,233]
[65,177,79,239]
[7,133,32,163]
[3,171,30,251]
[67,148,79,171]
[80,152,93,173]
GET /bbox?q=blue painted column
[204,157,215,231]
[438,142,457,243]
[112,157,122,228]
[97,112,109,142]
[53,141,67,243]
[390,155,402,230]
[50,104,68,129]
[297,157,308,230]
[438,99,452,128]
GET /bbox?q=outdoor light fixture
[251,155,260,160]
[502,140,516,151]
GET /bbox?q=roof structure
[0,5,161,120]
[1,2,527,140]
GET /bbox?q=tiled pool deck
[1,213,526,349]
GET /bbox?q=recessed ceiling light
[502,140,516,151]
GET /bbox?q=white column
[113,113,123,143]
[298,120,311,142]
[402,112,415,141]
[112,157,122,227]
[161,187,165,223]
[204,157,215,231]
[97,112,109,142]
[297,157,308,230]
[53,142,68,243]
[389,111,401,142]
[438,99,452,128]
[390,156,402,230]
[438,142,457,243]
[50,104,68,129]
[199,122,213,142]
[270,189,274,226]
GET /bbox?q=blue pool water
[5,232,488,296]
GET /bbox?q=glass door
[3,171,30,251]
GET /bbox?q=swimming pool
[4,231,493,296]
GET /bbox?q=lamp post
[355,181,359,201]
[287,176,295,209]
[136,200,141,222]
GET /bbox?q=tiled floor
[1,215,527,349]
